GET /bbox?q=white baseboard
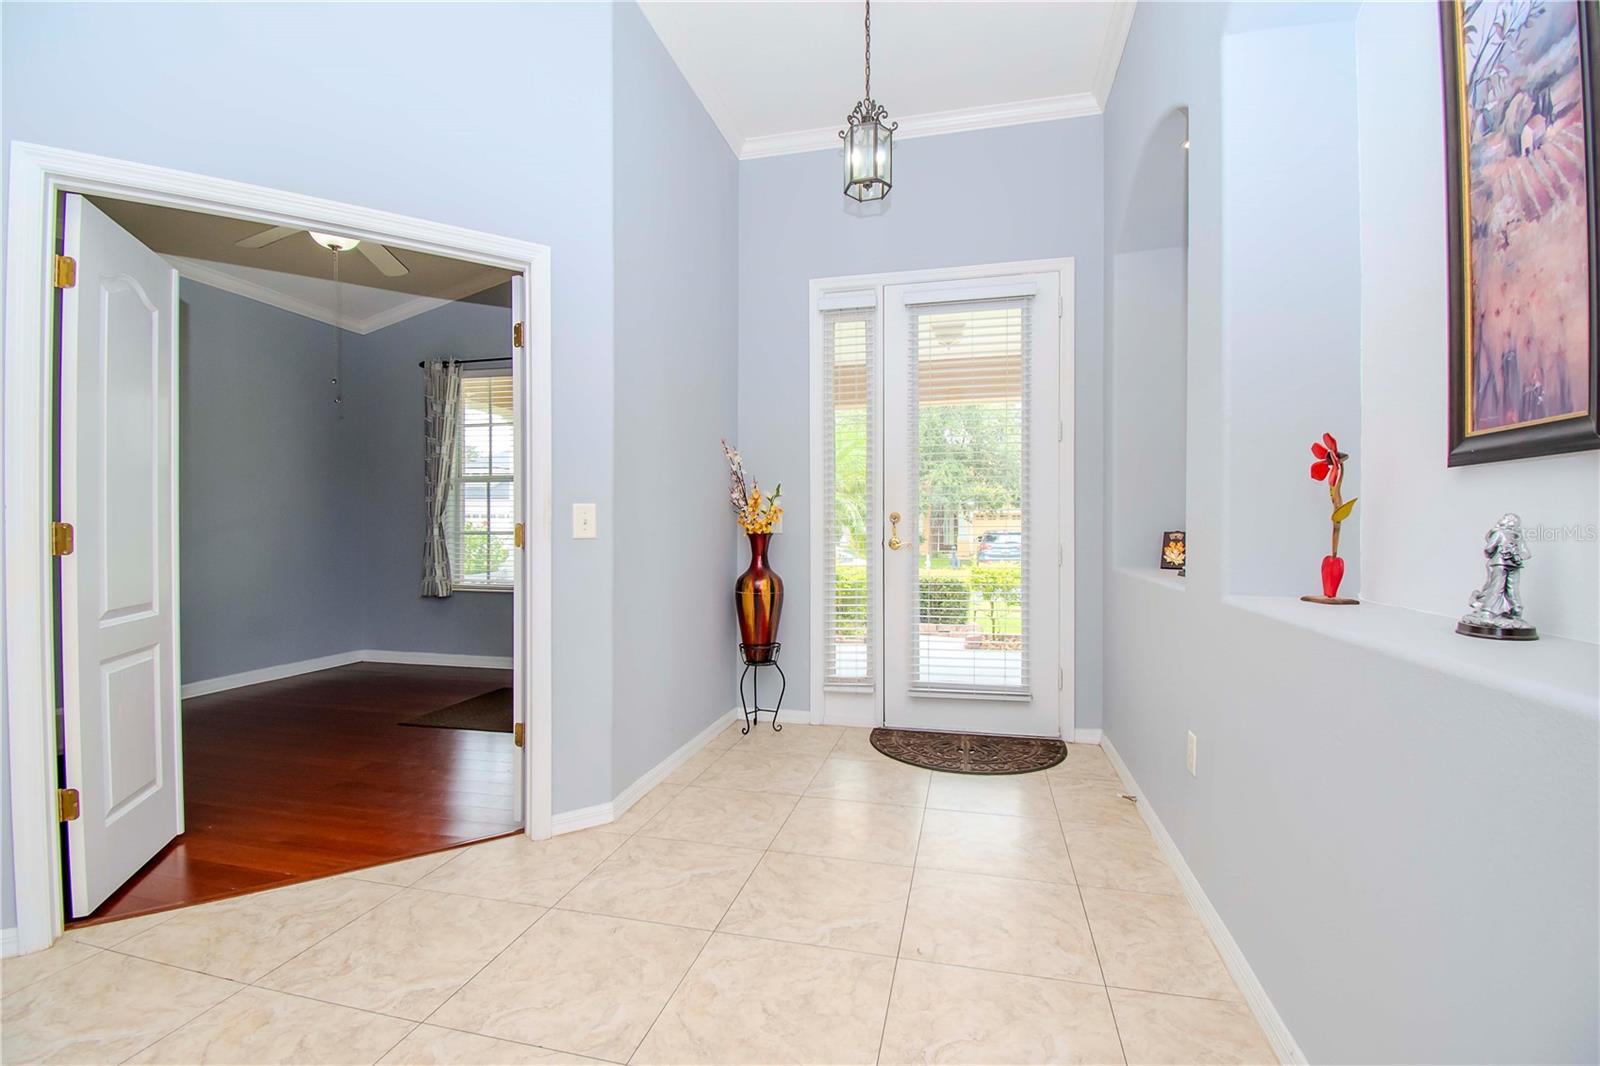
[1100,735,1306,1065]
[356,649,515,670]
[181,649,514,698]
[551,709,738,836]
[1072,727,1103,744]
[551,801,613,835]
[1,927,18,958]
[180,651,363,698]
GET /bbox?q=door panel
[60,195,183,916]
[882,275,1061,736]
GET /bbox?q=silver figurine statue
[1456,513,1538,641]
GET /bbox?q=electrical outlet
[1186,731,1197,777]
[572,503,597,539]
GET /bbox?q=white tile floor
[1,724,1277,1065]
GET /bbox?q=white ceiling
[639,1,1136,159]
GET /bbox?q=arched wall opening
[1111,106,1190,576]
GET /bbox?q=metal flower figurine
[1456,514,1538,640]
[1302,432,1359,605]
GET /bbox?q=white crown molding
[1093,0,1138,110]
[738,92,1104,160]
[167,255,453,335]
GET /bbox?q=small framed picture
[1160,531,1186,573]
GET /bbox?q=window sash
[448,370,515,589]
[822,308,876,688]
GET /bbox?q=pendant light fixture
[838,0,897,203]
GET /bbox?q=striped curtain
[421,359,463,597]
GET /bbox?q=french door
[816,267,1066,737]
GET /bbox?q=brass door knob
[888,512,904,550]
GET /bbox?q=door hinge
[1058,667,1065,691]
[57,788,80,822]
[512,322,524,349]
[54,255,77,289]
[513,722,526,748]
[1057,296,1063,319]
[514,522,525,549]
[51,521,75,556]
[1058,421,1064,443]
[1058,544,1064,567]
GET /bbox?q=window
[448,370,515,590]
[822,307,875,686]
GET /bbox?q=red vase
[1320,554,1346,598]
[735,533,783,661]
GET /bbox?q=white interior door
[881,274,1062,736]
[510,281,527,823]
[58,194,183,916]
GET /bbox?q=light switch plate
[572,503,597,539]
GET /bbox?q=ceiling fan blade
[357,241,409,277]
[234,225,300,249]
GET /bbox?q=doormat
[401,688,513,733]
[869,727,1066,775]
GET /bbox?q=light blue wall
[178,282,361,682]
[178,281,515,685]
[344,289,515,659]
[1102,3,1599,1062]
[610,2,740,790]
[736,119,1107,728]
[1,1,619,828]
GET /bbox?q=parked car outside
[976,531,1022,562]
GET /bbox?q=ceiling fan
[234,225,410,278]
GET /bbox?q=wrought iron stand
[738,642,785,734]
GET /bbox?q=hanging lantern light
[839,0,897,203]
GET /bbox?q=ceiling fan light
[309,231,361,253]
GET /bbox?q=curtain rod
[417,357,512,368]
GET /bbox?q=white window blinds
[448,370,515,589]
[822,308,876,687]
[906,298,1031,695]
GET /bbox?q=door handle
[888,512,904,551]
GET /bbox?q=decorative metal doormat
[869,728,1066,775]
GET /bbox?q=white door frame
[807,258,1076,738]
[3,143,555,954]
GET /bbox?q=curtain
[421,359,463,597]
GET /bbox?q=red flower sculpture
[1306,433,1356,603]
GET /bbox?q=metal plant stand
[738,643,785,734]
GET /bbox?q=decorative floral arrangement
[1307,432,1357,601]
[722,440,783,534]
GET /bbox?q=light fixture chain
[864,0,871,102]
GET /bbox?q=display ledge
[1114,564,1187,592]
[1224,594,1598,717]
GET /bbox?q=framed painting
[1441,0,1600,465]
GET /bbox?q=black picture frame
[1159,530,1186,572]
[1440,0,1600,466]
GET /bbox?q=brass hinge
[51,521,75,556]
[513,722,526,748]
[514,522,525,549]
[54,255,77,289]
[512,322,524,349]
[58,788,81,822]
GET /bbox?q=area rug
[869,727,1066,775]
[400,687,513,733]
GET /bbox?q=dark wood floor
[71,662,520,925]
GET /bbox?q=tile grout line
[875,798,926,1065]
[113,980,256,1065]
[1050,756,1130,1065]
[619,730,830,1064]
